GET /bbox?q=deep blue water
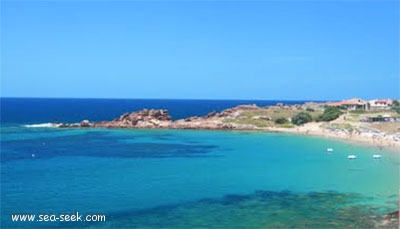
[0,97,315,124]
[1,98,398,228]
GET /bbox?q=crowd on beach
[278,122,400,151]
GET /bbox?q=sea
[1,98,399,228]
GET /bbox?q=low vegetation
[349,109,369,114]
[274,117,288,124]
[219,101,400,130]
[277,123,295,128]
[291,112,313,125]
[393,100,400,114]
[317,106,343,122]
[321,123,355,132]
[222,106,323,128]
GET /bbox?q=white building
[328,98,368,111]
[368,99,393,110]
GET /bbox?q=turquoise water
[1,126,399,228]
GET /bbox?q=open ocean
[1,98,399,228]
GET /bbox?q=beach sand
[265,122,400,152]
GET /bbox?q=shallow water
[1,127,399,228]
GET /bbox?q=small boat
[326,148,334,152]
[347,155,357,159]
[373,154,382,159]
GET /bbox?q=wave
[23,123,61,128]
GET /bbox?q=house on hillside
[368,99,393,110]
[328,98,368,111]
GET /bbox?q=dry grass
[321,123,355,132]
[223,107,321,128]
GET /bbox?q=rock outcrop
[384,210,399,220]
[57,105,262,130]
[80,119,91,127]
[56,103,314,131]
[92,109,173,128]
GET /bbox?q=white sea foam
[23,123,61,128]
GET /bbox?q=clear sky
[1,0,399,100]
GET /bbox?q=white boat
[326,148,334,152]
[347,155,357,159]
[373,154,382,159]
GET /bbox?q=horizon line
[1,96,396,102]
[0,96,334,102]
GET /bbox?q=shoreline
[261,125,400,153]
[56,124,400,153]
[55,105,400,153]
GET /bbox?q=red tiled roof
[375,99,389,103]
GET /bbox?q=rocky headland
[57,103,400,151]
[59,105,261,130]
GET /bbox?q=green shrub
[318,106,343,122]
[306,108,315,112]
[274,117,288,124]
[291,112,313,125]
[279,123,295,128]
[349,109,367,114]
[393,100,400,114]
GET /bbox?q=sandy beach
[264,122,400,152]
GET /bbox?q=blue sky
[1,1,398,100]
